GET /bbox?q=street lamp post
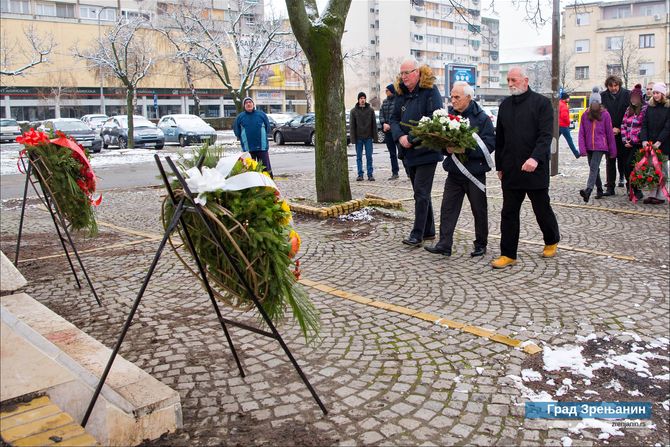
[97,6,115,115]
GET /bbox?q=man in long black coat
[601,75,631,195]
[491,67,560,269]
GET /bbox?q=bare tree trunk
[127,87,135,149]
[309,40,350,201]
[183,60,200,115]
[286,0,353,202]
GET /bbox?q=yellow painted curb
[301,278,540,354]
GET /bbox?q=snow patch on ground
[338,207,373,222]
[521,369,542,382]
[568,419,624,439]
[507,375,555,402]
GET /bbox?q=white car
[81,114,109,133]
[479,105,497,128]
[0,118,22,143]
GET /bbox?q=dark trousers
[500,188,560,259]
[438,174,488,250]
[249,150,273,177]
[605,135,625,188]
[406,162,437,240]
[384,133,399,175]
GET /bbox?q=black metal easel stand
[14,158,101,306]
[81,155,326,427]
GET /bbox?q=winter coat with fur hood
[390,65,444,167]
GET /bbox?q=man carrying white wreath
[424,81,495,257]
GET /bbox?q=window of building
[369,8,374,12]
[427,34,440,44]
[639,34,655,48]
[575,39,590,53]
[36,1,56,16]
[79,5,116,21]
[121,9,151,21]
[56,2,74,18]
[639,62,654,76]
[613,6,630,19]
[576,12,590,26]
[243,14,255,26]
[413,34,424,42]
[370,23,374,28]
[1,0,30,13]
[607,64,622,75]
[606,36,623,50]
[575,66,589,80]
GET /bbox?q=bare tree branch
[0,25,55,77]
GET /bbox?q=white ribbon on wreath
[185,152,278,205]
[450,132,495,193]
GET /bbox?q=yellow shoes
[491,256,517,269]
[542,243,558,258]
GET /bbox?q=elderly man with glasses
[390,58,444,247]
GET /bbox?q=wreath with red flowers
[17,129,101,235]
[630,142,668,190]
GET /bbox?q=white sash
[451,132,495,193]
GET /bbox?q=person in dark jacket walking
[640,82,670,205]
[233,97,273,177]
[351,92,377,181]
[425,81,495,258]
[600,75,631,194]
[491,67,560,269]
[379,84,400,180]
[390,58,444,247]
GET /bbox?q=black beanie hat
[357,91,367,100]
[386,84,396,95]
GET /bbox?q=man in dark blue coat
[425,81,494,257]
[492,67,560,269]
[390,59,444,247]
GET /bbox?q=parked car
[100,115,164,149]
[0,118,22,143]
[273,113,315,145]
[157,114,217,147]
[81,114,109,133]
[267,113,296,126]
[267,115,277,140]
[479,105,497,128]
[38,118,102,153]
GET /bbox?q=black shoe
[423,234,436,241]
[424,245,451,256]
[595,189,604,199]
[634,190,643,201]
[579,188,591,203]
[618,180,624,187]
[388,174,399,180]
[601,188,615,196]
[470,246,487,257]
[368,176,375,181]
[402,237,423,247]
[356,176,364,181]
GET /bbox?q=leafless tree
[608,36,643,88]
[0,25,54,77]
[174,0,295,113]
[559,49,574,92]
[286,0,353,202]
[74,17,155,149]
[38,71,78,118]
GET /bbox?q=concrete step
[1,293,182,446]
[0,395,98,446]
[0,251,26,294]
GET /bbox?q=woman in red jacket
[559,92,579,158]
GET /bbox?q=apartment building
[0,0,308,120]
[561,0,670,95]
[499,45,553,94]
[341,0,500,107]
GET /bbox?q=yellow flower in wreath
[288,229,301,257]
[279,200,292,225]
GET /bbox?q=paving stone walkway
[1,143,668,446]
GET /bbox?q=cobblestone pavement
[1,142,668,446]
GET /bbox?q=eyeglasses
[399,69,417,76]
